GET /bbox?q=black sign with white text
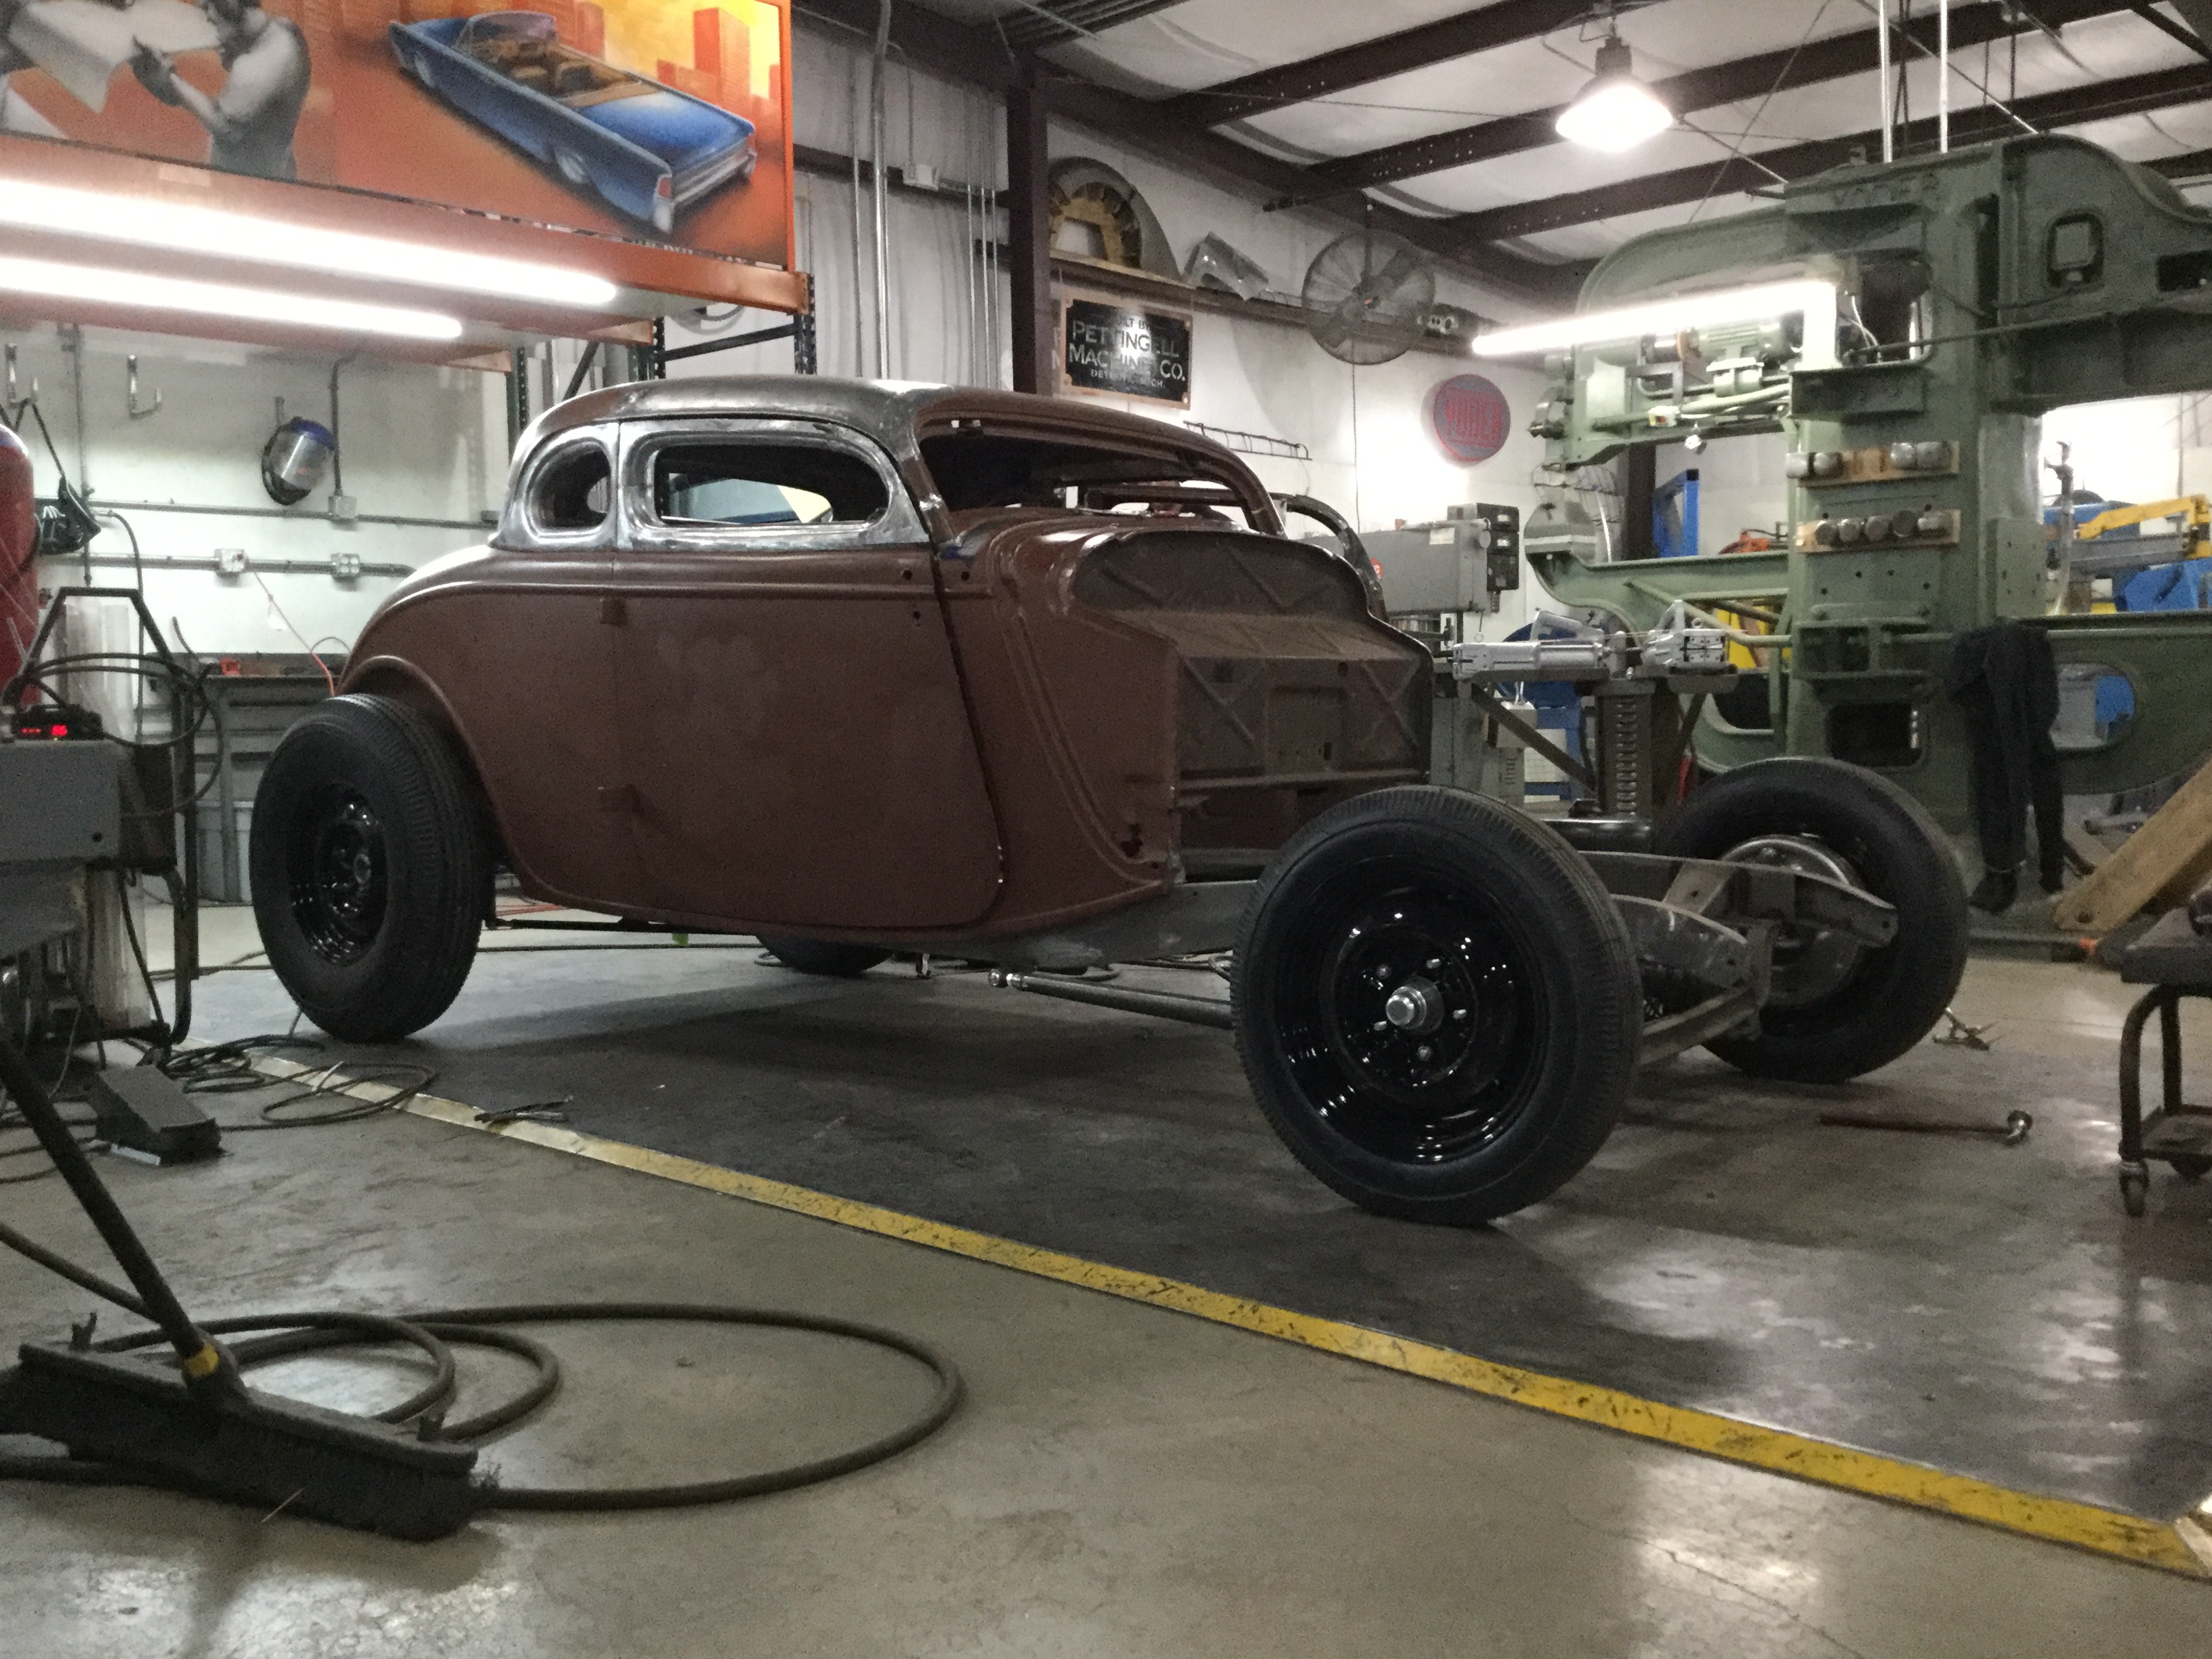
[1061,297,1193,405]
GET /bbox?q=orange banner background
[1,0,793,270]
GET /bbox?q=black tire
[250,695,489,1042]
[757,935,889,978]
[1232,786,1641,1225]
[1652,756,1967,1083]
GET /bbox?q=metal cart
[2116,907,2212,1214]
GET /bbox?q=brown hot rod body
[342,377,1430,961]
[251,377,1967,1223]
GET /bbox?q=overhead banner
[0,0,795,269]
[1060,293,1192,407]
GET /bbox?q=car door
[608,416,1002,932]
[386,423,651,915]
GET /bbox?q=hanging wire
[1682,0,1834,222]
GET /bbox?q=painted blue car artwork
[390,12,756,236]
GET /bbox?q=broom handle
[0,1036,237,1398]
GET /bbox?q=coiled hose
[0,1212,962,1511]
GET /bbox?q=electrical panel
[1364,503,1522,615]
[0,739,119,865]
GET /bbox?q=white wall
[697,30,1565,634]
[2043,394,2209,506]
[9,323,506,657]
[1656,430,1793,558]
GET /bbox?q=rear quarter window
[653,441,889,527]
[531,443,611,534]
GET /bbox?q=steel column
[1005,68,1054,396]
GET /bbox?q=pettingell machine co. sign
[1060,294,1192,405]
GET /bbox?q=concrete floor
[157,911,2212,1520]
[4,1087,2210,1658]
[0,910,2205,1654]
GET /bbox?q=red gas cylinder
[0,424,35,691]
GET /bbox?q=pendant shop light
[1555,34,1674,153]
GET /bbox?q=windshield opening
[920,430,1266,530]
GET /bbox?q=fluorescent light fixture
[0,255,464,340]
[1555,35,1673,153]
[1471,279,1839,365]
[0,180,619,309]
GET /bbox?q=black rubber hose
[0,1297,960,1513]
[432,1303,962,1511]
[0,1045,962,1515]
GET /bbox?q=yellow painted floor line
[260,1059,2212,1578]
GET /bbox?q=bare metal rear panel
[1073,533,1431,792]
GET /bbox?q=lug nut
[1891,508,1921,539]
[1887,441,1919,470]
[1914,440,1948,470]
[1810,451,1843,478]
[1784,452,1811,479]
[1376,965,1392,982]
[1835,516,1865,544]
[1453,1008,1469,1021]
[1416,1046,1433,1062]
[1425,958,1441,971]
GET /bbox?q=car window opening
[653,441,890,529]
[535,444,611,533]
[922,432,1261,529]
[459,13,647,107]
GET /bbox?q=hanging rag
[1940,621,2064,912]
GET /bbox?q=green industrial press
[1507,132,2212,846]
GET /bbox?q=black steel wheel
[756,935,890,978]
[251,695,490,1042]
[287,787,388,966]
[1653,756,1967,1083]
[1233,787,1641,1224]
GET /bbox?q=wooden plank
[2051,756,2212,933]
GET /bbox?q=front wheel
[1232,787,1641,1225]
[1652,756,1967,1082]
[250,695,489,1042]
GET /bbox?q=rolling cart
[2116,907,2212,1214]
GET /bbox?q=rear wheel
[250,695,489,1042]
[757,935,889,979]
[1652,756,1967,1082]
[1233,787,1641,1225]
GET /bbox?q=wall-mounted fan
[1301,228,1439,365]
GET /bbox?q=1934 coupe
[252,378,1966,1223]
